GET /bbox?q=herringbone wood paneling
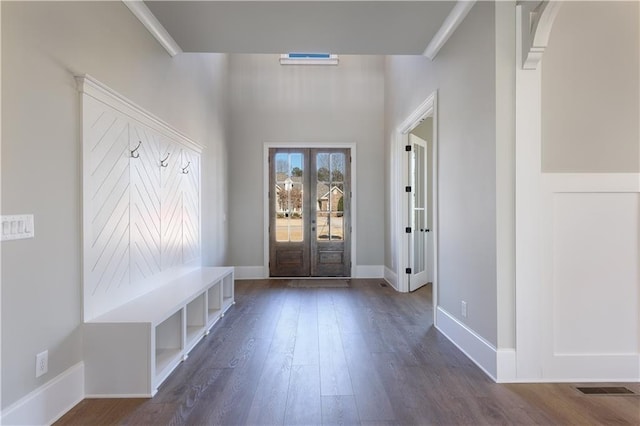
[130,124,161,284]
[161,142,184,269]
[85,100,130,296]
[182,149,200,263]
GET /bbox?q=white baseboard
[236,265,385,280]
[354,265,384,278]
[234,266,266,280]
[383,267,398,290]
[496,348,517,382]
[1,362,84,425]
[435,307,497,380]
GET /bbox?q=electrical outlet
[461,301,468,318]
[36,350,48,378]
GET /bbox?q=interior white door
[409,134,429,291]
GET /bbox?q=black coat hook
[181,161,191,174]
[131,141,142,158]
[160,153,170,168]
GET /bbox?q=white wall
[227,54,385,270]
[542,1,639,173]
[1,1,229,408]
[385,1,504,347]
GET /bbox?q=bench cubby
[84,266,234,397]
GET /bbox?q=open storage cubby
[222,273,234,312]
[155,310,183,381]
[186,293,206,353]
[84,266,234,397]
[207,281,222,326]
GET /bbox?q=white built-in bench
[84,266,234,397]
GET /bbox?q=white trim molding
[384,267,398,291]
[0,362,84,426]
[519,1,563,70]
[354,265,384,279]
[423,1,476,60]
[76,75,202,153]
[123,1,182,57]
[234,265,384,281]
[235,266,267,280]
[496,349,517,383]
[436,307,497,380]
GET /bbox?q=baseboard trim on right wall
[435,306,497,380]
[383,267,398,291]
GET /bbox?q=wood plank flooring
[57,279,640,425]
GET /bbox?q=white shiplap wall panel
[182,149,201,263]
[79,75,203,321]
[161,141,184,270]
[130,123,162,284]
[84,97,131,301]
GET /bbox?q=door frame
[393,92,438,310]
[263,142,357,278]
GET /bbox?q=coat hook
[181,161,191,174]
[160,153,170,168]
[131,141,142,158]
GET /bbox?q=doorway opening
[267,147,352,277]
[394,92,438,311]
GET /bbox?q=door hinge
[405,227,412,233]
[405,145,412,152]
[405,186,411,193]
[405,267,412,274]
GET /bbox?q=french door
[408,134,430,291]
[269,148,351,277]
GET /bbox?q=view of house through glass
[316,152,345,241]
[274,152,304,242]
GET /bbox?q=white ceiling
[143,1,458,55]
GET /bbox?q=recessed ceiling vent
[280,53,339,66]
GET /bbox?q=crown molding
[123,1,183,57]
[423,0,476,60]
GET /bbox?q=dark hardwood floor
[57,279,640,425]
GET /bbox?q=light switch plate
[1,215,35,241]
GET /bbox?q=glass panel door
[269,149,309,277]
[408,134,429,290]
[269,148,351,277]
[311,149,350,277]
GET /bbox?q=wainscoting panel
[539,174,640,380]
